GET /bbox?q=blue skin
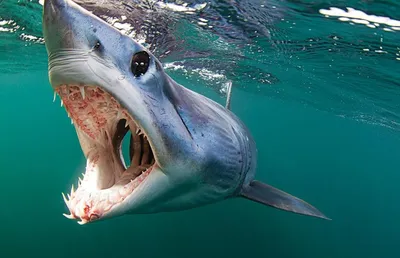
[43,0,328,224]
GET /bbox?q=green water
[1,1,400,258]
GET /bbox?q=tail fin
[240,180,330,220]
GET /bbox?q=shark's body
[43,0,329,224]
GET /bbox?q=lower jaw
[63,128,155,224]
[63,162,153,224]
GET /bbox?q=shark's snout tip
[44,0,67,9]
[43,0,67,21]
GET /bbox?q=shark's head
[43,0,208,224]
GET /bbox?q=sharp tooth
[125,120,129,128]
[136,128,140,135]
[78,177,82,184]
[71,184,75,195]
[63,213,75,219]
[71,119,74,125]
[62,192,69,203]
[78,219,88,225]
[53,92,56,102]
[79,86,85,100]
[67,193,71,199]
[61,99,64,107]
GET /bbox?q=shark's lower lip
[55,84,156,224]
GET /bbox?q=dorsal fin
[225,81,232,110]
[240,180,331,220]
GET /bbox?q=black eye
[131,51,150,77]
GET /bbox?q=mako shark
[43,0,329,225]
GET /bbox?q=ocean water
[1,0,400,258]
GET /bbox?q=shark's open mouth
[56,85,155,224]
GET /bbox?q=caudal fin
[240,180,330,220]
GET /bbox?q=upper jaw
[48,53,153,147]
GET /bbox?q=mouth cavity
[56,85,155,224]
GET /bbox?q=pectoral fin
[240,180,330,220]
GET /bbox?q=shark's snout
[43,0,109,57]
[43,0,74,53]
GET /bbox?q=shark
[42,0,329,225]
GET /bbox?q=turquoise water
[1,1,400,257]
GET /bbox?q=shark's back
[167,78,258,198]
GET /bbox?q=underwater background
[1,0,400,257]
